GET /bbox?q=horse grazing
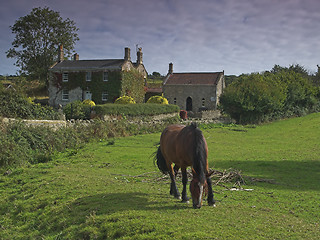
[155,123,215,209]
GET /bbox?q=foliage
[114,96,136,104]
[0,116,180,168]
[1,113,320,239]
[94,103,179,117]
[82,99,95,107]
[219,65,320,124]
[63,101,92,120]
[0,89,61,120]
[121,70,145,103]
[146,95,169,104]
[6,7,79,84]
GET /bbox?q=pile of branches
[155,168,246,189]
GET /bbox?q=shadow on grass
[215,160,320,191]
[59,192,189,226]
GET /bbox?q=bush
[0,89,61,120]
[94,103,179,117]
[219,67,320,124]
[63,101,92,120]
[114,96,136,104]
[146,95,169,104]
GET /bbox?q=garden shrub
[146,95,169,104]
[94,103,179,117]
[63,100,92,120]
[114,96,136,104]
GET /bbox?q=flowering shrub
[114,96,136,104]
[146,95,169,105]
[83,99,96,107]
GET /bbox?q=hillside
[0,113,319,239]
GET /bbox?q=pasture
[1,113,320,239]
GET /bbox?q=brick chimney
[124,47,131,61]
[136,47,143,65]
[58,45,64,62]
[73,53,79,61]
[168,62,173,74]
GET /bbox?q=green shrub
[94,103,179,117]
[114,96,136,104]
[63,101,92,120]
[0,89,61,120]
[146,95,169,104]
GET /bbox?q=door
[84,91,92,100]
[186,97,192,111]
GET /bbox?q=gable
[164,72,223,86]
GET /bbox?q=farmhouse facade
[48,46,147,107]
[163,63,225,113]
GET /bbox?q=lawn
[1,113,319,239]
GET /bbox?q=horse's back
[160,124,185,166]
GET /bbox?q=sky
[1,0,320,76]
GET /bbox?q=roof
[50,59,125,71]
[164,72,223,85]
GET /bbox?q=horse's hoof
[181,199,189,204]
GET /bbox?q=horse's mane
[190,122,207,184]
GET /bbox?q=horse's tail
[155,146,169,174]
[190,122,207,184]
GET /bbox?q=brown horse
[155,122,215,208]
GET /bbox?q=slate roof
[164,72,223,85]
[50,59,125,71]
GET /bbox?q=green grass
[1,113,320,239]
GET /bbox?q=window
[62,72,68,82]
[102,91,108,101]
[173,98,177,105]
[202,98,205,107]
[86,72,92,81]
[103,72,108,82]
[62,89,69,101]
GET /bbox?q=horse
[155,122,215,209]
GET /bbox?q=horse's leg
[207,177,216,206]
[170,165,180,196]
[181,167,189,203]
[169,165,181,199]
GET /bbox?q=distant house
[163,63,225,113]
[48,46,147,107]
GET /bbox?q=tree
[6,7,79,85]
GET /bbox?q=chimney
[124,47,131,61]
[136,47,143,65]
[168,62,173,74]
[58,45,64,62]
[73,53,79,61]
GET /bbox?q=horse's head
[190,177,207,209]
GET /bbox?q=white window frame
[102,91,108,101]
[62,72,68,82]
[103,72,108,82]
[86,72,92,82]
[62,89,69,101]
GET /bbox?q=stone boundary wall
[1,118,67,130]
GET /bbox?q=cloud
[1,0,320,75]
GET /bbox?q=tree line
[220,64,320,124]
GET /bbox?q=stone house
[163,63,225,113]
[48,46,147,107]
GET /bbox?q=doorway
[186,97,192,111]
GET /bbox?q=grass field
[1,113,320,239]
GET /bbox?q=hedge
[94,103,179,117]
